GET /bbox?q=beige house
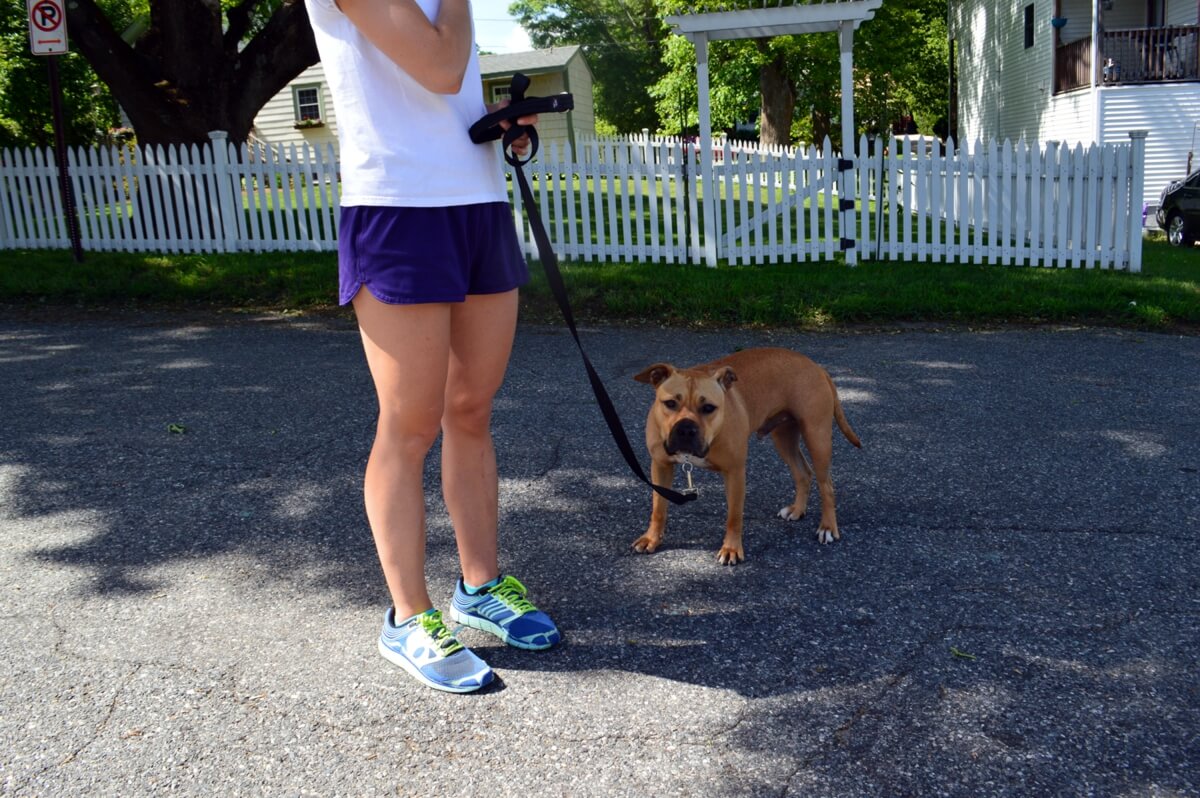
[251,62,340,153]
[252,45,594,154]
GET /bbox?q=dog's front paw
[716,545,744,565]
[816,527,840,545]
[777,504,806,521]
[632,534,662,554]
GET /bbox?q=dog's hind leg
[799,418,840,544]
[771,421,813,523]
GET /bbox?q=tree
[854,0,949,138]
[651,1,948,148]
[65,0,319,146]
[649,36,758,136]
[0,1,124,147]
[510,0,668,134]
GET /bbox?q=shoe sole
[448,606,559,650]
[377,640,492,693]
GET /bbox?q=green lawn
[0,235,1196,331]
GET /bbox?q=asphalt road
[1,310,1197,797]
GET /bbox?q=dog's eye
[700,403,718,415]
[663,399,679,410]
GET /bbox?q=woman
[306,0,559,693]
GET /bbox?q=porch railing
[1055,25,1199,93]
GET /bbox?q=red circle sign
[30,0,62,32]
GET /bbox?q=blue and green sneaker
[378,608,494,693]
[448,575,561,650]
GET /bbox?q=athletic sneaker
[449,575,561,650]
[377,608,494,693]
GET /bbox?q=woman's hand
[487,99,538,158]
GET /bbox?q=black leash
[470,74,697,507]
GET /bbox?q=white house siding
[1103,3,1148,29]
[251,63,339,153]
[1044,89,1095,145]
[950,0,1055,144]
[1167,0,1194,27]
[1100,83,1200,208]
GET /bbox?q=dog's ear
[634,363,673,386]
[715,366,738,390]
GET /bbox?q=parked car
[1156,170,1200,247]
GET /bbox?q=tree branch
[229,0,319,132]
[225,0,265,52]
[64,0,163,115]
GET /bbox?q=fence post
[1126,130,1147,273]
[207,131,240,252]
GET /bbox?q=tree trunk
[65,0,319,146]
[758,51,795,147]
[812,108,833,147]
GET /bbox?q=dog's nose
[666,419,704,455]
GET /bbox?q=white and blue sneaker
[449,575,561,651]
[378,608,494,693]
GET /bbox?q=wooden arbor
[664,0,883,265]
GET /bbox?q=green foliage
[650,36,760,136]
[650,0,949,146]
[510,0,668,133]
[855,0,950,137]
[0,2,126,147]
[3,240,1196,332]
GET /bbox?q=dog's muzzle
[664,419,708,458]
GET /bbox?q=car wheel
[1167,212,1196,247]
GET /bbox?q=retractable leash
[470,74,697,507]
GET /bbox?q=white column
[839,22,858,265]
[207,131,239,252]
[1128,130,1148,273]
[694,32,718,267]
[1091,0,1101,143]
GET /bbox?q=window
[492,84,511,104]
[1024,4,1035,49]
[293,84,323,124]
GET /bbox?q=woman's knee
[442,390,494,434]
[375,408,443,458]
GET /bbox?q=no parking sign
[25,0,82,261]
[27,0,68,55]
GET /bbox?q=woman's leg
[440,289,520,587]
[353,289,453,620]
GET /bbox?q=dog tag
[681,457,698,496]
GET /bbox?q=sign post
[27,0,83,262]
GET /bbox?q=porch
[1056,25,1199,93]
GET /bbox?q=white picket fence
[0,130,1147,271]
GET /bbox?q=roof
[478,45,584,79]
[666,0,882,42]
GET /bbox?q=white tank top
[305,0,507,207]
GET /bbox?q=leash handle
[468,72,573,161]
[472,76,695,507]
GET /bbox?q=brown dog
[632,347,861,564]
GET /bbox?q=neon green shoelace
[488,575,537,615]
[419,610,464,656]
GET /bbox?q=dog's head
[634,362,737,459]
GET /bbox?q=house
[478,45,595,152]
[948,0,1200,213]
[251,45,594,156]
[251,62,340,153]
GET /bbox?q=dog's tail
[827,372,862,448]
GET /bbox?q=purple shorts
[338,203,528,305]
